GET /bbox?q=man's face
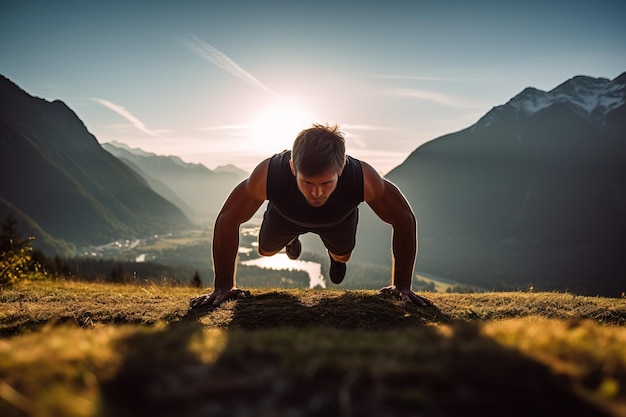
[290,161,341,207]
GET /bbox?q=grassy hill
[1,280,626,416]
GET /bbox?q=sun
[251,105,315,152]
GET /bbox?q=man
[190,124,432,308]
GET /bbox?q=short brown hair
[292,124,346,176]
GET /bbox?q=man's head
[289,124,346,207]
[291,124,346,177]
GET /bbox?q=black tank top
[266,150,364,228]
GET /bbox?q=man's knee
[330,251,352,263]
[258,246,280,257]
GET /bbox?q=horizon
[1,1,625,174]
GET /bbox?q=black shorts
[258,203,359,256]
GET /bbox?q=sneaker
[285,237,302,260]
[328,253,346,284]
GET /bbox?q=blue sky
[1,0,625,174]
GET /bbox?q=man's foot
[285,237,302,260]
[329,253,346,284]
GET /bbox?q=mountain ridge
[102,142,248,220]
[0,75,191,253]
[474,73,625,132]
[356,72,626,296]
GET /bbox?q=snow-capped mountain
[476,73,626,129]
[357,72,626,296]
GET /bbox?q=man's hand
[378,286,433,307]
[189,287,250,309]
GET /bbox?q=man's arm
[362,162,432,306]
[190,159,269,308]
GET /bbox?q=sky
[1,0,625,174]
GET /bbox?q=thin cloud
[196,124,249,132]
[344,134,368,149]
[369,73,469,82]
[341,124,397,131]
[92,98,164,137]
[341,124,396,148]
[385,88,483,109]
[183,35,281,98]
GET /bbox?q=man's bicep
[367,180,414,226]
[361,161,386,202]
[218,181,264,225]
[219,160,269,223]
[244,158,270,202]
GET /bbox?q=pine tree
[0,213,22,253]
[192,271,203,288]
[0,213,37,285]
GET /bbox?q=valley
[74,224,458,292]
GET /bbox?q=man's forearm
[211,218,240,290]
[391,216,417,290]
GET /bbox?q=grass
[1,280,626,417]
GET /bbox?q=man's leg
[285,237,302,260]
[318,209,358,284]
[328,252,351,284]
[258,204,303,257]
[329,252,351,263]
[327,252,348,284]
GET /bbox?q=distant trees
[192,271,203,288]
[0,213,44,285]
[0,213,21,253]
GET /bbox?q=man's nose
[312,186,323,198]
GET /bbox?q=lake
[241,253,326,289]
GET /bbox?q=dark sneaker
[285,237,302,260]
[329,253,346,284]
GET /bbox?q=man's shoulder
[268,150,292,173]
[272,149,291,161]
[344,155,364,177]
[266,151,293,201]
[346,154,366,168]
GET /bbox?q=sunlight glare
[251,105,314,152]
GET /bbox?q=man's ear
[289,159,296,176]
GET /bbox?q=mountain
[357,73,626,296]
[102,142,248,221]
[101,142,196,219]
[0,75,191,253]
